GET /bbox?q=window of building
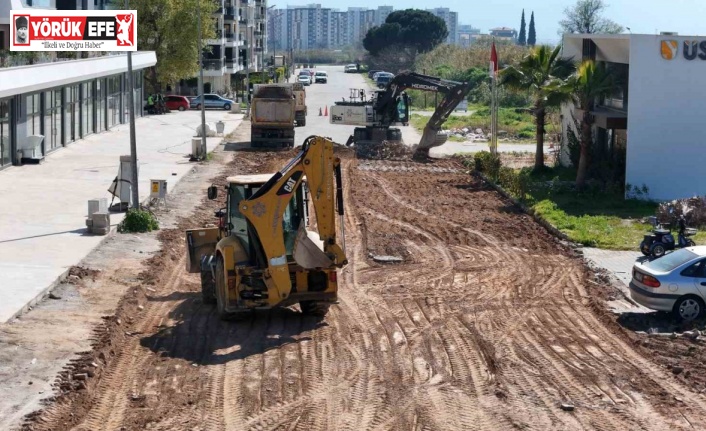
[0,99,11,167]
[25,93,41,138]
[108,75,122,128]
[43,89,62,152]
[65,85,80,144]
[81,81,94,137]
[96,79,106,132]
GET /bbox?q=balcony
[225,60,243,73]
[202,59,226,77]
[225,33,243,47]
[206,31,225,45]
[224,6,236,21]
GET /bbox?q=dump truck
[291,82,308,127]
[251,84,296,149]
[185,136,347,318]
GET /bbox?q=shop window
[0,99,11,167]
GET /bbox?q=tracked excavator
[329,71,472,159]
[185,136,348,319]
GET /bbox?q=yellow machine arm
[238,136,347,305]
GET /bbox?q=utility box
[150,180,167,199]
[192,138,205,159]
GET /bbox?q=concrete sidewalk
[0,110,243,323]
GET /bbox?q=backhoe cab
[185,136,347,319]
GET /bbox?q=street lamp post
[125,0,138,209]
[197,0,207,159]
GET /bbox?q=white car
[298,75,311,86]
[314,71,328,83]
[630,246,706,321]
[345,64,358,73]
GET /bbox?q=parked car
[367,69,382,79]
[298,75,312,86]
[314,71,328,83]
[376,74,393,88]
[190,94,235,110]
[629,246,706,321]
[345,64,358,73]
[164,95,190,111]
[372,71,392,81]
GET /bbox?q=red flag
[490,41,498,75]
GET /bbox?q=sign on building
[10,10,137,52]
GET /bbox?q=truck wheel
[201,269,216,304]
[300,301,330,317]
[215,256,232,320]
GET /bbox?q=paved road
[289,65,367,146]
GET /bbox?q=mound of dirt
[355,141,417,161]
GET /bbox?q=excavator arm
[375,72,472,156]
[238,136,347,306]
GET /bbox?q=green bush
[118,208,159,233]
[473,151,501,179]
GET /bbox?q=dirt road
[21,148,706,430]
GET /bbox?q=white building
[426,8,458,45]
[0,0,156,170]
[561,33,706,201]
[202,0,267,93]
[457,24,481,47]
[268,5,393,50]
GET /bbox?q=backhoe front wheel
[215,257,231,320]
[201,269,216,304]
[299,301,330,317]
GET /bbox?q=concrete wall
[626,35,706,200]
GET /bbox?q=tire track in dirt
[24,153,706,431]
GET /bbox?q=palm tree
[500,45,575,172]
[569,60,616,189]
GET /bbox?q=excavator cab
[224,174,309,265]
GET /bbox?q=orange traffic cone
[324,106,328,116]
[319,107,322,116]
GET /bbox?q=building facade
[457,24,481,47]
[561,33,706,200]
[490,27,518,41]
[268,5,394,50]
[202,0,267,94]
[426,8,458,45]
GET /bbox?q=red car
[164,95,190,111]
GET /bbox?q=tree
[363,9,447,64]
[568,61,616,188]
[528,12,537,46]
[112,0,218,93]
[559,0,624,35]
[500,45,575,171]
[518,10,527,46]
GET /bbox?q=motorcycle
[640,215,697,258]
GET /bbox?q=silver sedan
[630,246,706,321]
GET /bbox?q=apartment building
[457,24,481,47]
[426,8,458,45]
[202,0,267,94]
[268,5,393,50]
[0,0,156,169]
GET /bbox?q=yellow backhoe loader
[185,136,348,318]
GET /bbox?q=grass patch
[411,106,535,140]
[467,156,687,250]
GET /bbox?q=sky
[277,0,706,45]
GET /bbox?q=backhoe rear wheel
[299,301,330,317]
[215,257,232,320]
[201,269,216,304]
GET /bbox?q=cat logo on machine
[276,171,303,196]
